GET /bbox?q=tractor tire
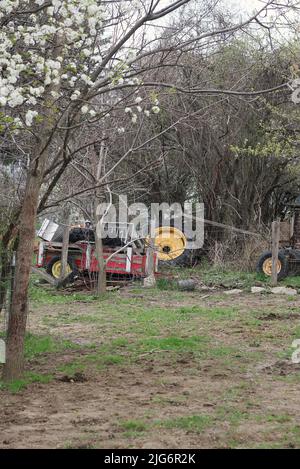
[256,250,289,280]
[286,250,300,275]
[46,255,78,280]
[159,249,195,267]
[69,228,95,243]
[52,229,125,247]
[154,225,193,267]
[52,228,95,243]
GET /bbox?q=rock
[224,289,243,295]
[177,279,196,291]
[251,287,266,293]
[270,286,297,295]
[143,274,156,288]
[199,285,216,291]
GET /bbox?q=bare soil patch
[1,285,300,448]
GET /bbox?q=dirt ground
[1,282,300,449]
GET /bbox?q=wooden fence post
[60,206,70,281]
[144,220,156,288]
[271,220,280,286]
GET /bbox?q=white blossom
[8,89,24,107]
[81,105,89,114]
[152,106,160,114]
[82,49,92,57]
[25,110,38,127]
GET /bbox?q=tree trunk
[0,251,10,314]
[95,232,106,295]
[60,207,70,281]
[2,173,41,381]
[94,142,108,296]
[94,199,106,296]
[2,34,65,381]
[0,221,18,314]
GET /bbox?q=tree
[0,0,296,380]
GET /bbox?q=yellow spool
[153,226,187,261]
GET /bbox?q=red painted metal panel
[36,241,152,277]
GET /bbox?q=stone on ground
[225,289,243,295]
[270,286,297,295]
[251,287,266,293]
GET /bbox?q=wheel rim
[154,227,187,261]
[51,260,72,279]
[262,258,281,276]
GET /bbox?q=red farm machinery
[35,219,157,283]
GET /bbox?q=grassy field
[1,266,300,448]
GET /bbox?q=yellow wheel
[153,226,187,262]
[256,251,289,280]
[46,256,73,279]
[262,258,281,276]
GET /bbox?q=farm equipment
[37,217,195,268]
[152,226,193,266]
[256,196,300,280]
[35,219,157,281]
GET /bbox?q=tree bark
[94,228,106,296]
[2,173,41,380]
[93,142,108,296]
[2,33,65,381]
[0,252,10,314]
[0,221,19,314]
[60,206,70,281]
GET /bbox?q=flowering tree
[0,0,294,380]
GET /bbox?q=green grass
[177,306,237,321]
[119,419,148,432]
[0,333,80,392]
[0,371,53,393]
[156,277,177,290]
[256,413,292,424]
[29,283,97,304]
[139,335,209,352]
[216,406,249,426]
[4,265,300,448]
[157,415,212,433]
[170,265,261,288]
[167,263,300,290]
[282,276,300,288]
[56,361,86,376]
[24,332,79,359]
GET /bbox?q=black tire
[256,250,289,280]
[287,250,300,275]
[69,228,95,243]
[159,249,195,267]
[46,255,78,278]
[52,228,125,247]
[52,228,95,243]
